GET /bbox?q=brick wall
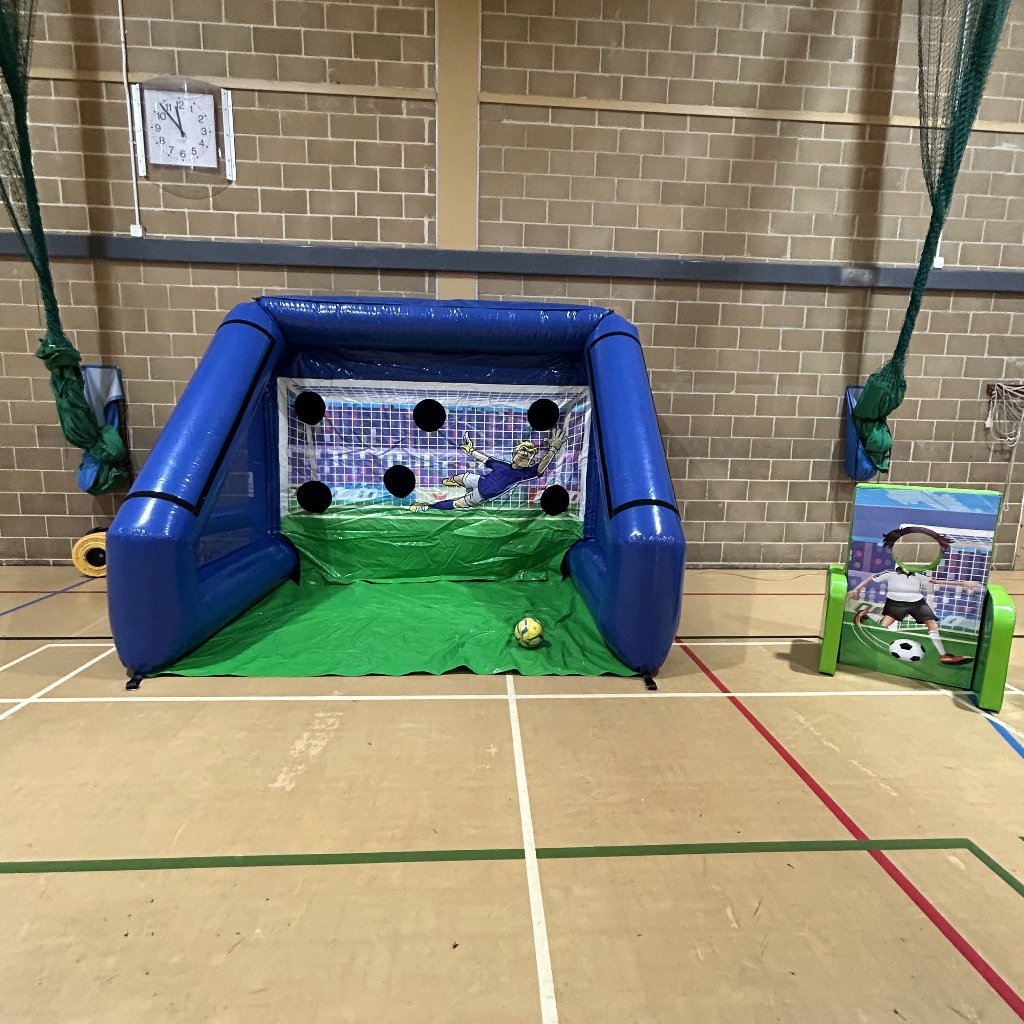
[479,105,1024,267]
[2,0,1024,567]
[481,0,903,112]
[34,0,435,88]
[480,0,1023,119]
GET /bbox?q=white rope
[985,381,1024,449]
[116,0,145,236]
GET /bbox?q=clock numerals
[143,89,219,170]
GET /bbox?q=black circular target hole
[527,399,560,432]
[294,391,326,425]
[84,546,106,568]
[383,465,416,498]
[413,399,446,432]
[540,484,570,516]
[296,480,332,514]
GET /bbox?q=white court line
[0,648,116,724]
[33,689,957,704]
[0,645,48,673]
[79,693,512,703]
[43,642,117,647]
[936,684,1024,744]
[775,629,1024,742]
[679,638,814,646]
[506,674,559,1024]
[0,642,115,675]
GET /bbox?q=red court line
[680,642,1024,1021]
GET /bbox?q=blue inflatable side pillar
[107,303,298,674]
[568,314,686,674]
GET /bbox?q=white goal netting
[278,378,592,517]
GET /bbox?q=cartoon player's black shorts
[882,598,937,624]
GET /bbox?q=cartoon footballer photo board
[819,484,1015,711]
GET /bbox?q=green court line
[1,839,1021,901]
[536,838,970,858]
[0,848,526,875]
[538,838,1024,900]
[964,840,1024,900]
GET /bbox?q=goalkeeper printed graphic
[411,428,568,511]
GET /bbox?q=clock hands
[158,101,186,139]
[144,89,221,169]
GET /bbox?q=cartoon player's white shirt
[868,570,934,603]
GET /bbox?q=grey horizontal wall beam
[1,231,1022,294]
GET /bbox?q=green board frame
[819,563,846,675]
[971,584,1015,712]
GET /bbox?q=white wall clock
[131,77,236,181]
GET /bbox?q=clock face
[142,89,218,169]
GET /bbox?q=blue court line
[0,579,92,618]
[961,690,1024,763]
[958,692,1024,765]
[986,718,1024,762]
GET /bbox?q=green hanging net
[853,0,1011,472]
[0,0,131,494]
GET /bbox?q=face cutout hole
[294,391,326,426]
[890,534,944,573]
[383,465,416,498]
[540,484,570,516]
[527,399,560,432]
[413,399,446,432]
[296,480,332,514]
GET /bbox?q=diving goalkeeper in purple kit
[410,428,568,511]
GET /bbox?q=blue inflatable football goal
[107,297,685,682]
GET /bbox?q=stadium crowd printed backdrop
[842,486,1000,687]
[279,378,591,516]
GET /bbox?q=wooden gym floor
[2,565,1024,1023]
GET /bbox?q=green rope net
[0,0,130,494]
[853,0,1011,472]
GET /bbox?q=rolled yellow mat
[71,529,108,578]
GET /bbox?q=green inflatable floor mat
[281,506,580,584]
[165,576,633,678]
